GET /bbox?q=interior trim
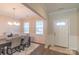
[22,3,46,20]
[54,45,68,48]
[31,41,45,45]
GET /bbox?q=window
[36,20,43,35]
[56,22,66,26]
[24,22,29,33]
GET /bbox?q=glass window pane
[36,20,43,35]
[24,23,29,33]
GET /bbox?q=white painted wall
[47,8,79,51]
[19,16,47,44]
[0,16,20,35]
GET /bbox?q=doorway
[53,17,69,48]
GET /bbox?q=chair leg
[20,45,25,51]
[21,45,25,51]
[26,42,31,47]
[6,48,13,55]
[2,47,5,55]
[18,46,21,52]
[16,46,21,52]
[0,48,1,55]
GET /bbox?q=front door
[53,18,69,48]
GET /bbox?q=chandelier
[8,8,20,26]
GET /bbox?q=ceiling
[41,3,79,14]
[1,3,79,20]
[0,3,37,20]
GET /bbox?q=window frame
[36,20,44,35]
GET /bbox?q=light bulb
[13,22,20,26]
[16,23,20,26]
[8,22,13,25]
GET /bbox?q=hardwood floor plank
[30,45,67,55]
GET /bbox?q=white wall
[0,15,20,35]
[47,8,79,51]
[19,16,47,44]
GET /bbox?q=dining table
[0,33,31,55]
[0,36,11,55]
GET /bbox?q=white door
[53,18,69,48]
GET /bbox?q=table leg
[0,48,1,55]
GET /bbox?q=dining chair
[0,37,6,55]
[6,36,21,55]
[20,34,31,51]
[0,33,12,55]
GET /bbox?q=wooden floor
[30,45,67,55]
[3,43,77,55]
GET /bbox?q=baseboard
[54,45,68,49]
[31,41,45,45]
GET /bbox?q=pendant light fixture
[8,8,20,26]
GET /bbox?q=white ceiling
[41,3,79,14]
[0,3,37,20]
[1,3,79,20]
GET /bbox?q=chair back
[11,36,21,48]
[22,34,30,44]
